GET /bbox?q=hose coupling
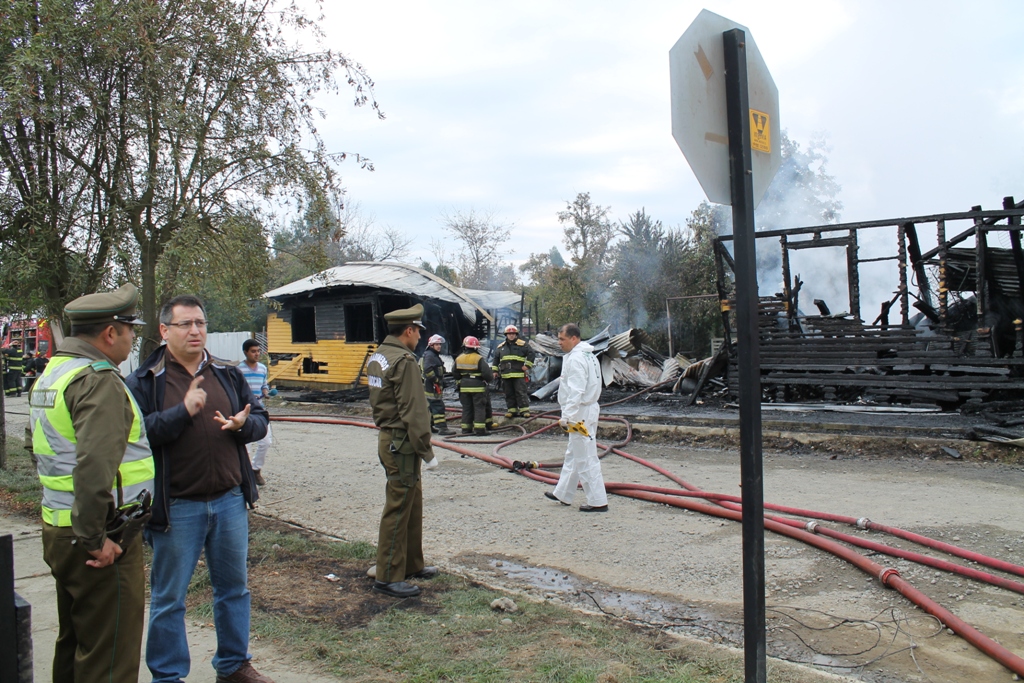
[878,567,901,587]
[512,460,540,472]
[856,517,872,530]
[804,521,819,533]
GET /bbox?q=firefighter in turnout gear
[420,334,453,435]
[4,344,24,396]
[492,324,535,418]
[31,283,154,682]
[453,336,494,435]
[366,304,440,599]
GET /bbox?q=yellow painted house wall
[266,312,376,388]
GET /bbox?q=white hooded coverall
[552,340,608,506]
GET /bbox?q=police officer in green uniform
[366,304,440,598]
[31,284,155,683]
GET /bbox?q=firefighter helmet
[427,334,445,346]
[463,335,481,349]
[504,325,519,335]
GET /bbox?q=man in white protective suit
[544,323,609,512]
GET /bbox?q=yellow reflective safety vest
[30,356,155,527]
[454,351,492,393]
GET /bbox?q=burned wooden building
[263,262,521,389]
[713,197,1024,407]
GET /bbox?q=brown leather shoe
[253,470,266,486]
[216,661,275,683]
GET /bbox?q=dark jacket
[126,346,269,533]
[420,347,445,396]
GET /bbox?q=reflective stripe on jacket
[492,338,535,379]
[30,357,155,527]
[453,351,492,393]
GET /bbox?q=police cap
[65,284,146,327]
[383,303,426,330]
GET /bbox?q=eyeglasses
[166,319,208,330]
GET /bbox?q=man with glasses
[126,295,271,683]
[31,283,153,682]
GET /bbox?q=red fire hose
[270,413,1024,676]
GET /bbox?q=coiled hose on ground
[270,409,1024,677]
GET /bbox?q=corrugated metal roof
[263,262,520,323]
[460,288,522,311]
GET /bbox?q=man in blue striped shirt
[241,339,272,485]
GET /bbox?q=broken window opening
[344,303,375,342]
[291,307,317,343]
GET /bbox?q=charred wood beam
[937,219,949,333]
[715,239,737,272]
[912,299,940,324]
[919,199,1024,261]
[785,236,852,250]
[715,207,1024,244]
[780,234,796,329]
[905,223,934,309]
[813,299,830,315]
[873,293,899,328]
[847,229,861,321]
[1006,196,1024,306]
[898,223,910,326]
[975,206,988,324]
[713,240,733,348]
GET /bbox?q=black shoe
[474,428,487,436]
[544,491,570,506]
[406,566,438,580]
[579,504,608,513]
[462,428,473,435]
[372,581,421,598]
[437,427,454,436]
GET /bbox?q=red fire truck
[1,318,57,358]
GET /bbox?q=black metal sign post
[723,27,767,683]
[1,534,17,683]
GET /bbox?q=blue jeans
[146,487,251,682]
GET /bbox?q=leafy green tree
[557,192,614,268]
[0,0,382,355]
[610,209,665,328]
[441,209,514,289]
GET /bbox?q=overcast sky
[312,1,1024,270]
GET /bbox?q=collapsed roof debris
[525,327,725,403]
[713,198,1024,411]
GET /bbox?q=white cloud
[299,0,1024,272]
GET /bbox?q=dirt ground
[254,403,1024,683]
[5,390,1023,682]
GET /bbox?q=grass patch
[184,516,827,683]
[0,441,42,514]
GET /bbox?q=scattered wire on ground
[767,605,944,678]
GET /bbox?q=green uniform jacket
[492,338,535,379]
[38,337,137,552]
[367,336,435,461]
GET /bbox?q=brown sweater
[162,354,242,500]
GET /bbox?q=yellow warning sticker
[749,109,770,153]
